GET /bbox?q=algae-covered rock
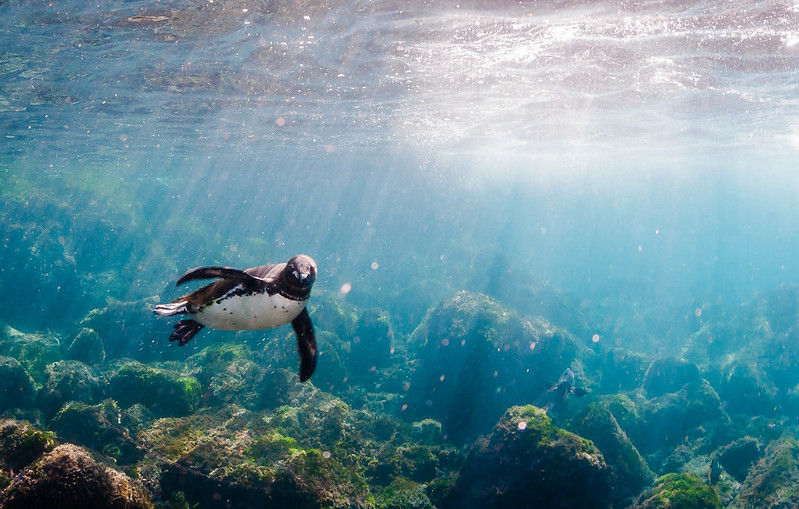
[634,379,730,462]
[642,357,700,397]
[632,473,721,509]
[718,437,762,483]
[0,420,55,471]
[442,405,613,508]
[0,356,37,410]
[375,477,433,509]
[0,327,61,385]
[569,400,654,504]
[348,308,395,381]
[109,361,201,417]
[717,362,777,416]
[598,348,649,393]
[732,437,799,508]
[412,419,443,446]
[66,327,105,365]
[79,299,169,361]
[40,360,105,415]
[0,443,152,508]
[50,400,140,464]
[407,291,580,443]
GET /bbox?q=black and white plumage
[153,254,318,382]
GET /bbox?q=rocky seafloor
[2,282,799,508]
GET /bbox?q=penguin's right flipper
[292,308,317,382]
[169,319,204,346]
[176,266,268,288]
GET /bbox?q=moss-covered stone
[632,473,721,509]
[442,405,613,508]
[66,327,105,365]
[407,291,581,443]
[109,362,201,417]
[733,437,799,508]
[0,420,55,471]
[40,360,105,415]
[642,357,700,397]
[0,327,61,385]
[375,477,433,509]
[718,437,762,483]
[50,400,141,464]
[569,400,654,504]
[0,443,152,508]
[0,356,37,410]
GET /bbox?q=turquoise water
[1,0,799,507]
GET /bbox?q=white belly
[194,291,307,331]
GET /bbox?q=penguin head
[285,254,317,291]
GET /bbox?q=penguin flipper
[169,319,204,346]
[176,266,267,287]
[291,307,317,382]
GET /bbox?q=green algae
[634,473,721,509]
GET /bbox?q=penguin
[153,254,317,382]
[534,368,588,414]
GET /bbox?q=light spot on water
[517,421,527,431]
[322,451,331,459]
[370,261,379,270]
[339,282,352,296]
[695,308,702,317]
[441,338,449,346]
[592,334,600,343]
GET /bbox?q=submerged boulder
[642,357,700,398]
[0,420,56,471]
[40,360,105,416]
[441,405,613,509]
[632,473,721,509]
[109,362,201,417]
[732,437,799,508]
[406,291,580,443]
[0,443,152,508]
[0,356,37,410]
[569,401,654,504]
[66,327,105,365]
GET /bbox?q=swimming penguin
[534,368,588,413]
[153,254,317,382]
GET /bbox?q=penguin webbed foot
[170,319,204,346]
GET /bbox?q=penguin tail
[153,301,188,317]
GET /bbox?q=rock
[407,291,581,443]
[642,357,700,397]
[79,299,170,361]
[732,437,799,508]
[632,473,721,509]
[718,437,762,483]
[569,400,654,504]
[412,419,443,446]
[598,348,648,393]
[375,477,433,509]
[442,405,613,509]
[0,356,37,410]
[0,443,152,508]
[0,420,55,471]
[40,360,105,416]
[633,379,731,466]
[348,308,395,381]
[50,401,140,464]
[0,327,60,385]
[109,361,201,417]
[66,328,105,365]
[717,362,777,416]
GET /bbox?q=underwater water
[1,0,799,507]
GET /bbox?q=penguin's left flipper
[292,308,317,382]
[176,266,269,288]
